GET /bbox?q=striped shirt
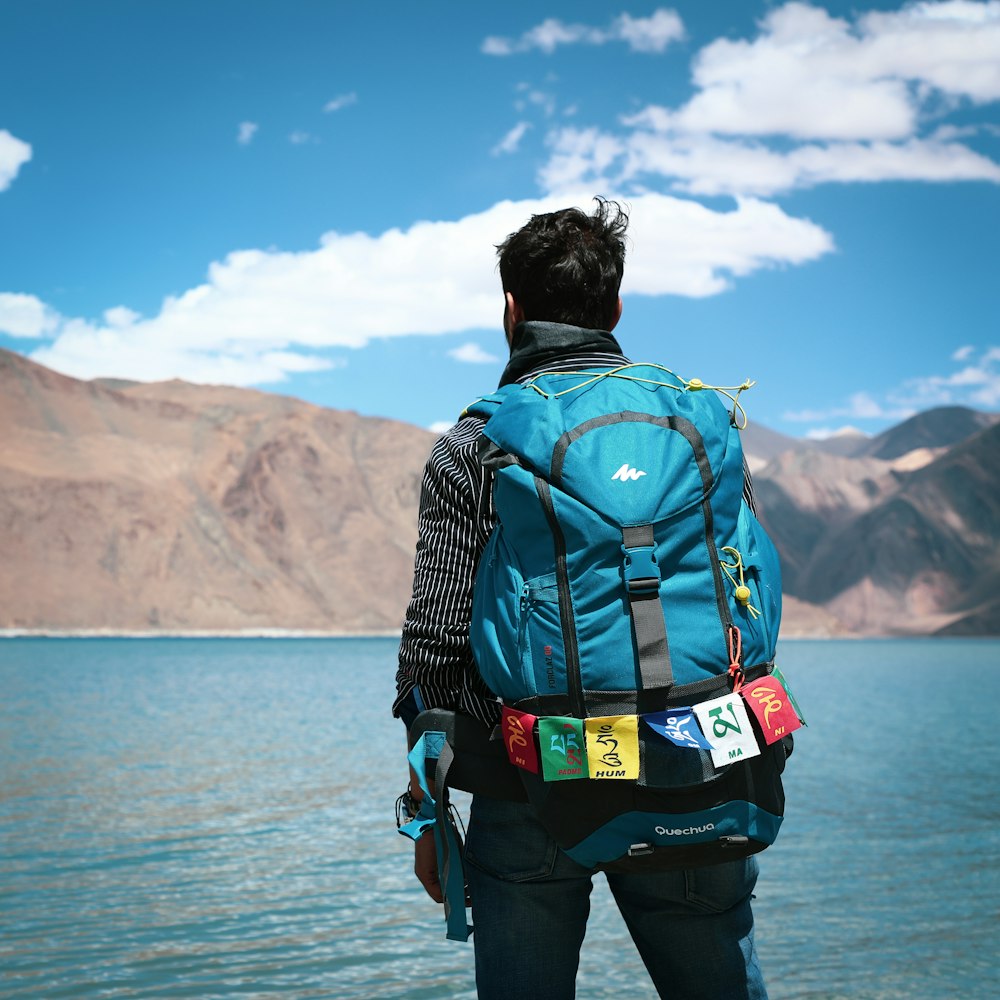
[393,322,755,729]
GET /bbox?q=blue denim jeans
[464,795,767,1000]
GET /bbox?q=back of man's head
[497,197,628,331]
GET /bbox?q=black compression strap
[622,525,673,691]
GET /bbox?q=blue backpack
[463,363,796,874]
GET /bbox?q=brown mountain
[740,423,872,466]
[755,419,1000,636]
[743,406,998,465]
[739,422,804,467]
[859,406,999,460]
[2,350,996,637]
[752,449,901,597]
[0,349,435,633]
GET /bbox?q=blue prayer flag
[643,709,713,749]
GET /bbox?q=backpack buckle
[623,546,659,594]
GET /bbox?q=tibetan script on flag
[501,706,539,773]
[643,709,713,749]
[742,676,803,744]
[538,717,587,781]
[693,694,760,768]
[584,715,639,779]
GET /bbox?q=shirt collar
[498,321,625,387]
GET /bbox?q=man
[394,199,767,999]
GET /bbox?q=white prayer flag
[693,693,761,768]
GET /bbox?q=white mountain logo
[612,463,647,482]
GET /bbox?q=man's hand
[414,831,443,903]
[407,758,443,902]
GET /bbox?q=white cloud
[804,425,868,440]
[29,315,337,387]
[0,129,32,191]
[289,131,316,145]
[513,81,559,118]
[429,420,456,435]
[483,8,684,55]
[237,121,258,145]
[261,350,341,374]
[846,392,892,419]
[787,392,900,423]
[324,92,358,113]
[540,127,628,194]
[897,346,1000,407]
[492,122,531,156]
[624,195,833,297]
[665,0,1000,141]
[859,1,1000,103]
[785,394,916,424]
[612,131,1000,196]
[613,10,687,53]
[785,345,1000,425]
[20,192,833,385]
[448,342,502,364]
[104,305,141,327]
[482,37,515,56]
[536,1,1000,197]
[0,292,59,337]
[484,19,603,55]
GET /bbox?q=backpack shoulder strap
[460,383,524,422]
[460,393,502,422]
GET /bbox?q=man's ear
[608,296,623,332]
[505,292,525,327]
[504,291,526,346]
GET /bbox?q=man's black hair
[497,197,629,331]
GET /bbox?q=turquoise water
[1,638,998,999]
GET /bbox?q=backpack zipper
[534,475,586,719]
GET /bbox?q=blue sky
[1,0,998,438]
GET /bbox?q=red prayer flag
[501,706,540,773]
[741,676,803,744]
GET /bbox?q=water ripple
[1,637,998,998]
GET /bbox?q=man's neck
[499,321,625,387]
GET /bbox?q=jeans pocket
[683,856,759,914]
[464,797,560,882]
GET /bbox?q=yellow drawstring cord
[720,547,760,619]
[524,364,756,429]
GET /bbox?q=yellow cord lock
[721,547,761,619]
[687,378,704,391]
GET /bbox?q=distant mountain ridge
[1,349,997,636]
[753,414,1000,636]
[0,348,434,633]
[857,406,999,460]
[741,405,999,465]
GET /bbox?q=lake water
[1,637,998,999]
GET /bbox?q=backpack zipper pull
[727,625,745,692]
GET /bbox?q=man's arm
[394,421,491,717]
[743,456,758,515]
[394,421,492,902]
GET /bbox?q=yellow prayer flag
[584,715,640,779]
